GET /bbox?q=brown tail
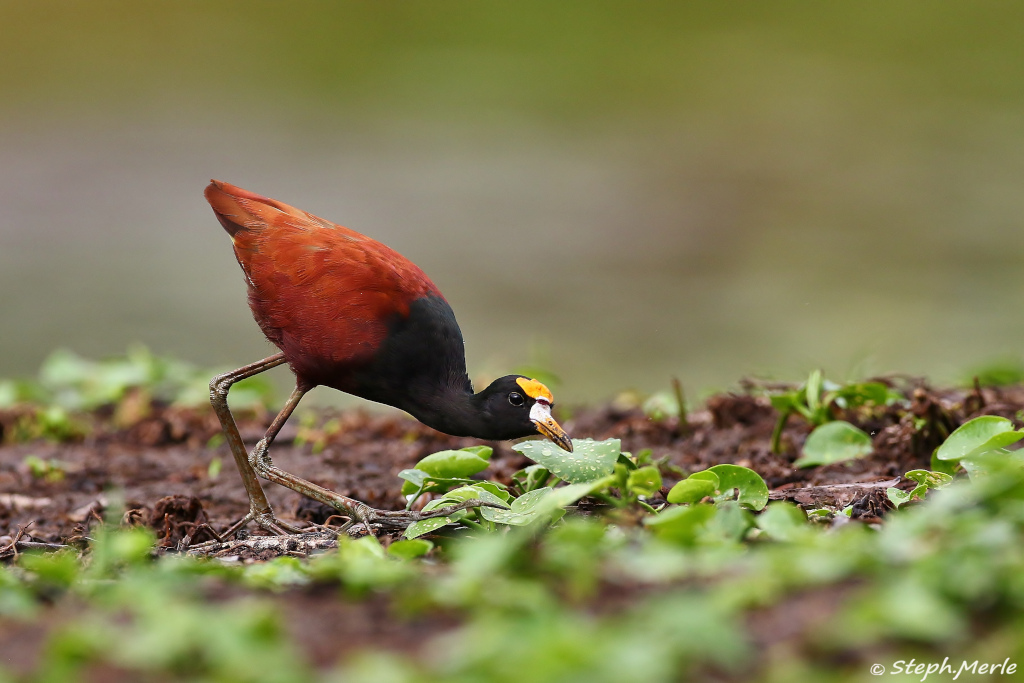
[204,180,309,237]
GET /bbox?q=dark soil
[1,377,1020,671]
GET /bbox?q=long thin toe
[363,498,503,529]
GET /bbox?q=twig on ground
[0,522,71,560]
[770,478,900,510]
[0,521,34,559]
[187,530,345,558]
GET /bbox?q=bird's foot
[246,438,499,531]
[355,499,501,530]
[203,507,305,545]
[252,510,305,535]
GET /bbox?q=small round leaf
[935,416,1024,461]
[756,501,808,541]
[387,539,434,560]
[794,421,873,468]
[413,450,490,478]
[627,466,663,497]
[666,478,716,504]
[403,516,454,539]
[687,470,720,489]
[643,504,716,545]
[707,464,770,511]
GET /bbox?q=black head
[475,375,573,451]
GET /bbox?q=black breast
[343,295,473,415]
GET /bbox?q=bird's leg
[247,385,377,526]
[249,383,498,531]
[209,353,303,536]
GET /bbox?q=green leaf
[959,449,1024,480]
[459,445,493,461]
[643,503,716,545]
[935,416,1024,461]
[642,391,681,420]
[398,445,506,497]
[19,550,80,588]
[207,457,222,480]
[970,359,1024,387]
[633,449,654,467]
[420,498,467,514]
[342,536,387,560]
[706,464,770,511]
[398,469,482,497]
[755,501,808,541]
[616,453,638,470]
[387,539,433,560]
[398,468,429,494]
[471,481,512,502]
[403,516,456,539]
[88,527,157,576]
[887,487,918,509]
[242,556,311,590]
[687,470,720,488]
[666,478,716,505]
[882,470,950,509]
[795,421,873,468]
[478,488,554,526]
[0,380,20,408]
[413,449,490,478]
[627,466,662,497]
[542,481,607,508]
[433,485,510,509]
[23,455,50,479]
[929,450,959,476]
[831,381,898,408]
[709,500,754,541]
[769,391,799,413]
[479,482,600,526]
[511,464,551,493]
[512,438,620,484]
[805,369,823,415]
[904,470,952,489]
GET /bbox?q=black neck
[401,381,491,439]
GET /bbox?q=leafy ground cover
[2,351,1024,681]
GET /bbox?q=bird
[204,180,572,536]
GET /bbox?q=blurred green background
[2,1,1023,404]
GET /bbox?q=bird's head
[477,375,573,452]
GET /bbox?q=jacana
[205,180,572,535]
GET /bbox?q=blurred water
[2,2,1023,405]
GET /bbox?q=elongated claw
[359,498,503,529]
[253,511,305,535]
[215,509,306,539]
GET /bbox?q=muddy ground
[0,377,1018,672]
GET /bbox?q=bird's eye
[508,392,525,406]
